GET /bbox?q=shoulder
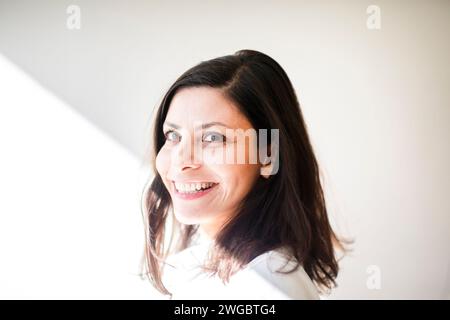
[162,245,320,300]
[229,248,320,300]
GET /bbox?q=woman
[141,49,347,299]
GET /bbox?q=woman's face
[156,86,262,237]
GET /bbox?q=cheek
[202,142,254,165]
[155,147,170,176]
[203,141,260,192]
[201,146,226,165]
[219,163,260,196]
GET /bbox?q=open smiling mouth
[172,181,219,200]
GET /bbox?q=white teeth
[174,182,216,193]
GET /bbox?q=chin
[173,210,203,225]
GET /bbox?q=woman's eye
[164,130,181,142]
[203,132,225,143]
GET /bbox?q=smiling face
[155,86,263,237]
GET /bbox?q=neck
[198,211,233,242]
[198,224,216,243]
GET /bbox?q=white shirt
[162,240,320,300]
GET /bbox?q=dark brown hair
[141,49,349,296]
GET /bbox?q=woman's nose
[172,134,202,170]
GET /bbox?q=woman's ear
[260,158,272,179]
[260,146,273,179]
[260,142,279,179]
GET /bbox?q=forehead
[165,86,253,129]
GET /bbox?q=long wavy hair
[141,49,349,296]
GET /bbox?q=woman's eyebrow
[163,121,180,129]
[163,121,230,129]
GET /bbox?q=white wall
[0,0,449,299]
[0,55,163,298]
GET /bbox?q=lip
[172,181,219,200]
